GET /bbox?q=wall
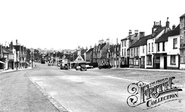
[167,35,180,54]
[180,64,185,69]
[160,56,164,69]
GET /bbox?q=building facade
[180,14,185,69]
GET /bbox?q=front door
[154,55,160,69]
[164,56,167,69]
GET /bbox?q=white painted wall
[156,41,167,53]
[167,35,180,55]
[167,35,180,68]
[120,39,129,57]
[160,56,164,69]
[180,64,185,69]
[140,45,146,57]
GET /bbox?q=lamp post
[108,48,110,65]
[30,49,34,68]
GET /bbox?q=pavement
[0,67,33,73]
[0,65,59,112]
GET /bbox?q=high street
[0,63,185,112]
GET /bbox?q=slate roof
[151,27,165,38]
[121,37,128,41]
[129,35,152,48]
[155,25,180,43]
[180,13,185,18]
[86,48,94,53]
[2,48,13,54]
[99,43,106,50]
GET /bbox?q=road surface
[0,63,184,112]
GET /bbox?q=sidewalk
[113,67,185,72]
[0,67,33,74]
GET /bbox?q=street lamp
[30,49,34,68]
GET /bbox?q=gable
[156,25,180,43]
[75,55,84,62]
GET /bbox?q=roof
[86,48,94,53]
[151,27,165,39]
[2,48,13,54]
[129,35,151,48]
[155,25,180,43]
[121,37,129,41]
[99,43,106,50]
[169,24,180,36]
[180,13,185,18]
[121,33,136,41]
[81,49,88,54]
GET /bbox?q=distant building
[85,47,94,62]
[120,30,144,67]
[129,34,151,68]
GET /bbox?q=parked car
[86,65,93,69]
[60,63,68,70]
[75,63,87,71]
[98,63,112,69]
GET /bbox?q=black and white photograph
[0,0,185,112]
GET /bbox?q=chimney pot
[139,32,145,38]
[129,30,132,36]
[172,25,176,30]
[135,30,138,34]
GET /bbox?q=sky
[0,0,185,50]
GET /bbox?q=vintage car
[85,65,93,69]
[60,63,69,70]
[75,63,87,71]
[98,62,112,69]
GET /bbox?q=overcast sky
[0,0,185,50]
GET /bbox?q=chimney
[16,39,18,45]
[98,39,104,44]
[129,30,132,36]
[166,17,170,28]
[135,30,138,36]
[172,25,176,30]
[139,32,145,38]
[9,41,13,50]
[106,38,110,44]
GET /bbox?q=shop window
[147,55,152,65]
[170,55,176,65]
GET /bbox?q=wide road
[0,63,184,112]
